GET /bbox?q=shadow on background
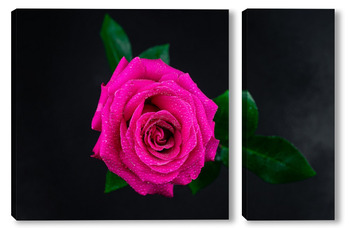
[242,9,334,220]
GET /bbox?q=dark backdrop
[242,9,334,220]
[12,9,228,220]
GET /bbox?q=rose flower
[92,57,219,197]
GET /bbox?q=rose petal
[134,111,182,164]
[147,183,174,198]
[123,82,161,121]
[178,73,218,121]
[119,139,180,184]
[148,149,188,174]
[107,57,147,96]
[142,103,159,114]
[124,106,172,166]
[123,80,197,123]
[91,134,102,159]
[107,56,129,87]
[99,79,173,188]
[109,80,154,121]
[172,129,205,185]
[145,123,175,151]
[191,95,214,145]
[159,72,179,82]
[91,83,108,131]
[120,112,181,184]
[205,136,220,162]
[92,57,130,131]
[151,95,194,141]
[177,125,197,158]
[122,118,171,177]
[141,58,183,80]
[142,110,181,133]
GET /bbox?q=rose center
[144,123,175,152]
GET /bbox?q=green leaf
[189,161,221,195]
[243,135,316,184]
[213,90,229,147]
[215,146,228,167]
[139,44,170,65]
[104,170,128,193]
[100,14,132,72]
[220,146,229,167]
[242,90,258,142]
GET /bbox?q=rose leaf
[104,170,128,193]
[188,161,221,195]
[242,90,258,144]
[220,146,229,167]
[213,90,229,148]
[139,44,170,65]
[215,146,228,167]
[100,14,133,72]
[243,135,316,184]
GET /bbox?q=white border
[1,0,348,227]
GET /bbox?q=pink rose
[91,57,219,197]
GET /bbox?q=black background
[12,9,228,220]
[242,9,334,220]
